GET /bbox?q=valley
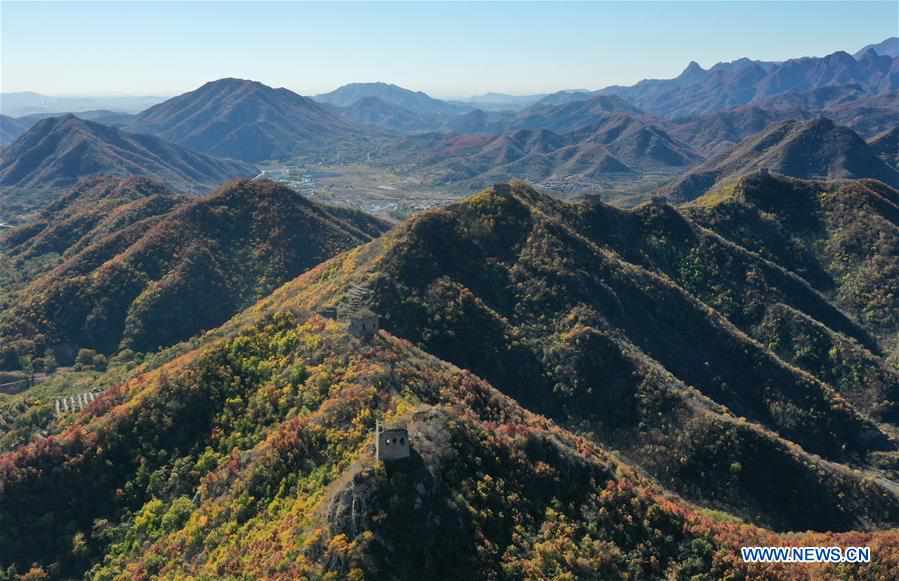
[252,162,463,220]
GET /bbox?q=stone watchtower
[338,283,380,340]
[347,307,379,339]
[375,421,410,462]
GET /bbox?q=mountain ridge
[236,182,899,532]
[0,178,390,360]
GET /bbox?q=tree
[75,349,98,371]
[94,355,108,372]
[43,352,58,373]
[17,355,34,387]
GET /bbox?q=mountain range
[594,49,899,118]
[0,37,897,204]
[376,115,701,196]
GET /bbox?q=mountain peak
[675,61,707,83]
[203,77,265,88]
[129,78,358,162]
[684,60,703,72]
[805,116,836,131]
[854,36,899,59]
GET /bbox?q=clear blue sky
[1,1,896,98]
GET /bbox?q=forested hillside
[0,178,389,367]
[3,312,899,579]
[243,181,899,532]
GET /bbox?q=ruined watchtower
[375,421,410,462]
[347,308,379,339]
[338,283,379,340]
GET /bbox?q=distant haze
[1,1,896,98]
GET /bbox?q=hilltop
[0,115,255,210]
[0,179,389,363]
[129,78,367,162]
[663,118,899,200]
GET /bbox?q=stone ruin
[337,283,380,340]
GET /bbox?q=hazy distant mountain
[451,92,547,111]
[855,37,899,59]
[511,94,644,133]
[0,115,255,196]
[129,78,364,162]
[597,47,899,118]
[314,82,469,117]
[664,117,899,200]
[443,108,516,134]
[753,50,894,96]
[0,92,164,117]
[530,89,594,108]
